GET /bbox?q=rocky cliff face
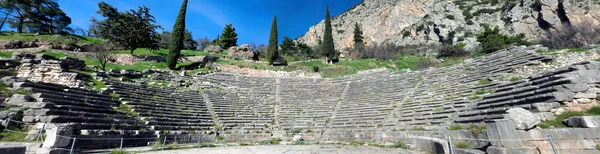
[297,0,600,52]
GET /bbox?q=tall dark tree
[158,31,172,49]
[322,5,336,61]
[0,0,29,33]
[353,22,364,47]
[183,29,197,50]
[1,0,71,33]
[219,24,238,49]
[97,2,161,54]
[166,0,188,69]
[267,15,278,65]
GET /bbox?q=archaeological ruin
[1,45,599,154]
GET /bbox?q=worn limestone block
[486,119,522,147]
[6,94,35,106]
[535,112,557,121]
[531,102,559,112]
[41,123,76,148]
[506,108,541,130]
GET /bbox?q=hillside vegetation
[0,32,106,45]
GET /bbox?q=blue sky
[52,0,362,45]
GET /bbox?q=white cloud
[188,1,229,26]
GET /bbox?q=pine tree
[220,24,238,49]
[166,0,187,69]
[322,5,336,61]
[210,35,221,46]
[353,22,363,47]
[267,15,278,65]
[184,29,197,50]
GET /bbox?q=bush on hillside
[349,42,398,60]
[437,45,471,58]
[540,20,600,49]
[476,26,529,54]
[416,58,439,69]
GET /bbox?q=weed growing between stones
[109,93,121,100]
[449,124,463,130]
[411,126,425,131]
[291,128,302,134]
[393,141,410,149]
[476,78,492,86]
[538,111,585,128]
[509,76,524,81]
[1,131,27,142]
[109,150,128,154]
[596,144,600,150]
[454,142,470,148]
[0,81,31,97]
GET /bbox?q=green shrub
[476,79,492,86]
[476,26,529,54]
[446,15,455,20]
[449,124,463,130]
[394,141,410,149]
[596,144,600,150]
[463,11,473,20]
[466,20,474,25]
[313,66,320,72]
[402,31,411,38]
[291,129,302,134]
[454,142,470,148]
[216,136,224,141]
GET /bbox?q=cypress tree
[267,15,278,65]
[167,0,188,70]
[322,5,336,61]
[353,22,363,47]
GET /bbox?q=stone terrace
[196,45,558,131]
[106,81,214,132]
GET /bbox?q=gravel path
[140,145,426,154]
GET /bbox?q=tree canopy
[1,0,71,33]
[96,2,161,54]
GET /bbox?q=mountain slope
[296,0,600,53]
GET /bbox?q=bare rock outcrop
[227,44,256,60]
[297,0,600,52]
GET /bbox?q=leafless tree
[90,45,113,71]
[196,36,211,51]
[249,42,258,51]
[541,20,600,49]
